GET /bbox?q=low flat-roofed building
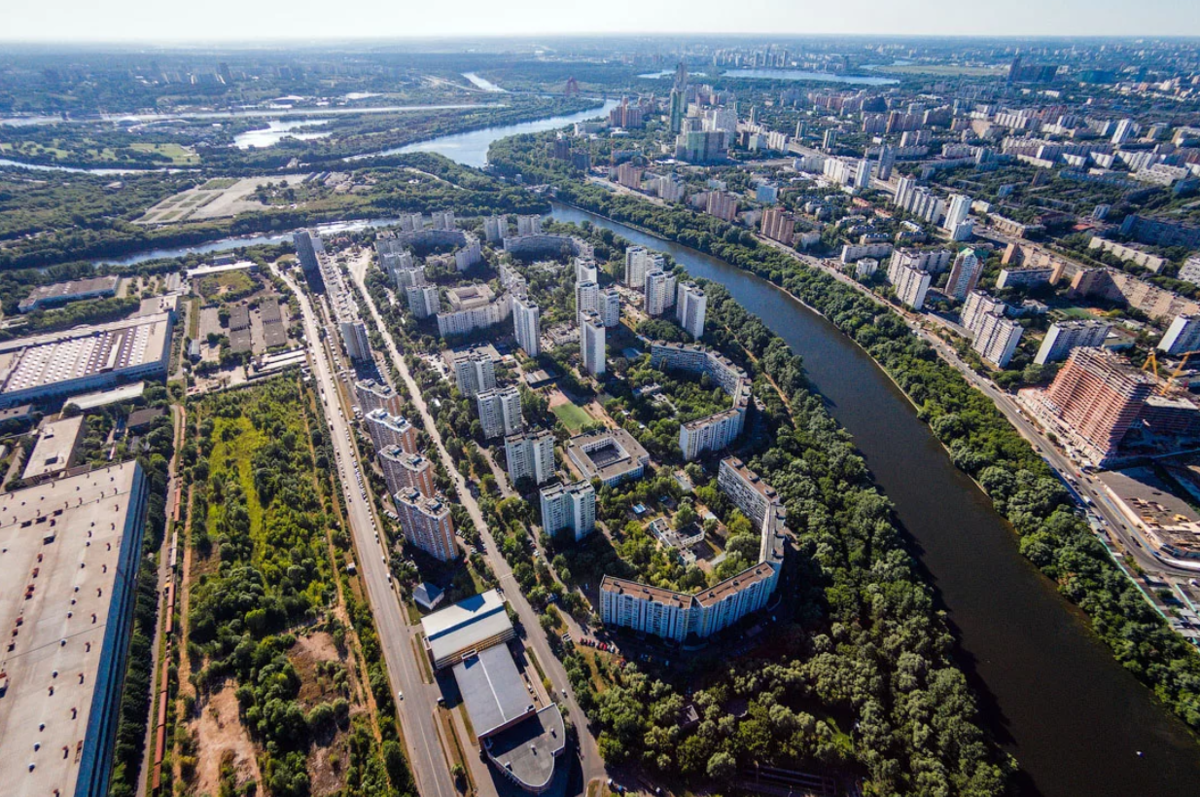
[0,314,172,409]
[453,645,536,740]
[484,704,567,795]
[65,383,145,412]
[0,461,148,797]
[19,276,119,313]
[565,428,650,487]
[1099,467,1200,560]
[22,415,84,481]
[421,590,515,670]
[184,260,257,279]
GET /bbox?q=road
[349,259,608,793]
[274,263,458,797]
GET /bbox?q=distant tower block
[565,76,580,96]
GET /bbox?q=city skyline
[5,0,1200,43]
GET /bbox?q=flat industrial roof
[486,705,566,792]
[452,644,535,739]
[0,313,172,400]
[0,461,145,797]
[22,415,84,480]
[421,590,513,665]
[66,383,146,411]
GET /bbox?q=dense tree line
[487,135,1200,741]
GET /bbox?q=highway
[349,258,608,794]
[274,263,458,797]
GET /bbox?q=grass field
[552,400,592,432]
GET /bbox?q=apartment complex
[453,349,498,397]
[675,282,707,339]
[1026,347,1156,465]
[512,295,542,357]
[625,246,664,289]
[477,387,524,439]
[395,487,457,561]
[599,288,621,328]
[364,409,419,455]
[379,446,436,498]
[946,249,983,301]
[972,311,1024,368]
[539,480,596,541]
[760,206,796,246]
[504,429,557,486]
[355,378,403,416]
[649,341,753,460]
[436,284,511,337]
[580,311,607,377]
[1035,320,1112,365]
[600,457,784,641]
[1159,314,1200,356]
[891,263,932,310]
[644,269,678,317]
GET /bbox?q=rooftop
[485,705,566,792]
[565,428,650,485]
[0,461,145,797]
[421,590,513,667]
[446,284,497,311]
[452,644,535,739]
[19,276,119,312]
[22,415,84,481]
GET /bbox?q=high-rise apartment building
[644,269,677,316]
[476,387,524,439]
[580,311,607,377]
[600,288,621,328]
[365,409,418,454]
[705,190,738,222]
[961,290,1008,333]
[575,280,600,323]
[395,488,457,561]
[625,247,663,288]
[676,282,707,339]
[943,194,973,232]
[294,229,325,283]
[972,312,1024,367]
[539,481,596,541]
[379,446,436,497]
[453,350,497,397]
[575,257,598,285]
[356,379,402,416]
[516,215,543,236]
[1039,347,1156,465]
[1035,320,1112,365]
[406,285,440,319]
[512,295,541,357]
[483,215,507,243]
[760,206,796,246]
[504,429,556,486]
[892,264,932,310]
[1158,314,1200,355]
[945,249,983,301]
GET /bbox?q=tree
[707,750,736,782]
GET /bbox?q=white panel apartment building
[676,282,707,339]
[539,481,596,541]
[406,285,440,319]
[973,311,1024,367]
[1159,314,1200,356]
[892,264,932,310]
[962,290,1007,333]
[600,288,621,328]
[504,430,557,486]
[476,387,524,439]
[644,269,677,316]
[649,341,752,459]
[580,311,607,377]
[1035,320,1112,365]
[625,247,664,289]
[600,457,785,641]
[453,350,498,397]
[512,295,542,357]
[575,281,600,322]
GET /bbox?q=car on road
[397,691,404,700]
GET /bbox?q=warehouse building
[0,313,172,409]
[0,461,148,797]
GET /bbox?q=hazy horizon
[5,0,1200,43]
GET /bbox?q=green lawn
[552,400,592,432]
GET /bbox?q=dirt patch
[191,682,261,796]
[308,732,351,796]
[289,630,354,709]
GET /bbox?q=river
[547,202,1200,797]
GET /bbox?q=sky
[4,0,1200,42]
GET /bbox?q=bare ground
[191,683,262,796]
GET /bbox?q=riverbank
[547,200,1200,796]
